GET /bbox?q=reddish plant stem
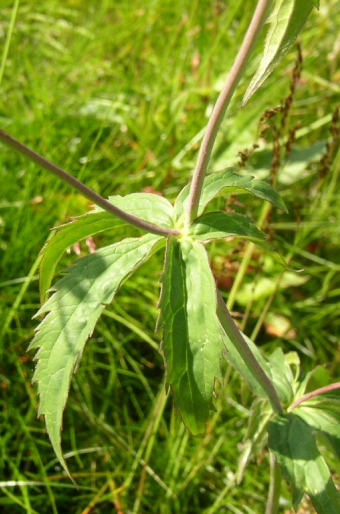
[185,0,272,227]
[0,129,180,238]
[290,382,340,411]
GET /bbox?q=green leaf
[108,192,174,228]
[221,329,271,398]
[189,211,267,242]
[267,348,294,405]
[29,233,164,477]
[221,328,298,411]
[221,330,294,403]
[189,210,291,268]
[173,169,287,223]
[243,0,315,105]
[294,366,332,404]
[268,413,340,513]
[39,211,128,303]
[39,192,174,304]
[158,236,223,435]
[295,398,340,461]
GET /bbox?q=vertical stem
[185,0,272,228]
[216,290,284,414]
[265,453,281,514]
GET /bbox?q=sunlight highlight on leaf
[107,193,175,229]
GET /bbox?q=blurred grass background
[0,0,339,512]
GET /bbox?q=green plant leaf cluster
[2,0,340,512]
[31,171,287,474]
[5,1,340,512]
[239,352,340,513]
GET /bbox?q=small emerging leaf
[269,413,340,513]
[158,236,223,435]
[243,0,315,105]
[173,168,287,222]
[29,233,164,477]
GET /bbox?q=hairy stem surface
[185,0,272,227]
[0,130,180,237]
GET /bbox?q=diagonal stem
[216,289,284,414]
[0,129,180,238]
[185,0,272,228]
[290,382,340,411]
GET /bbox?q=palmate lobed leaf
[243,0,316,105]
[29,233,164,477]
[173,168,287,223]
[268,413,340,513]
[39,192,175,304]
[158,236,224,435]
